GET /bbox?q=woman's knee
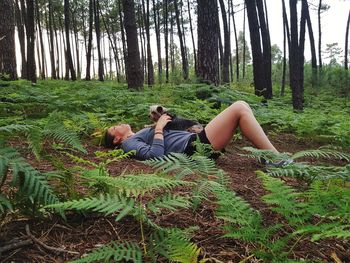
[231,100,252,113]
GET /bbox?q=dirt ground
[1,134,349,263]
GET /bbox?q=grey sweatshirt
[121,128,193,160]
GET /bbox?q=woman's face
[108,124,132,144]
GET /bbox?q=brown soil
[1,134,349,263]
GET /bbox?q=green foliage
[0,146,59,215]
[70,241,142,263]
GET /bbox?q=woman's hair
[103,130,117,149]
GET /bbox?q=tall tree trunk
[72,11,81,79]
[344,10,350,70]
[170,8,175,74]
[229,0,239,81]
[26,0,36,83]
[304,0,317,87]
[0,0,18,80]
[289,0,303,111]
[164,0,169,82]
[48,0,56,79]
[280,0,289,96]
[118,0,128,80]
[245,0,264,97]
[187,0,197,75]
[122,0,143,90]
[299,0,307,96]
[174,0,188,80]
[152,0,162,83]
[197,0,219,85]
[64,0,76,80]
[142,0,154,85]
[138,4,146,79]
[94,0,104,81]
[35,0,46,79]
[256,0,272,98]
[15,0,26,78]
[318,0,322,69]
[53,13,60,78]
[85,0,93,80]
[242,3,246,79]
[218,0,230,84]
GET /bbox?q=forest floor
[1,133,349,263]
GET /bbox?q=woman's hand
[155,114,172,132]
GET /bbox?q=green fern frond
[267,162,349,181]
[26,127,43,160]
[209,181,260,225]
[258,171,310,225]
[240,146,290,163]
[84,174,194,196]
[146,193,191,214]
[150,229,202,263]
[0,124,33,133]
[294,223,350,241]
[0,194,13,214]
[65,152,98,168]
[70,241,142,263]
[292,148,349,161]
[144,153,226,180]
[45,194,135,221]
[44,123,86,153]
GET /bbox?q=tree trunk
[118,0,128,80]
[94,0,104,81]
[48,0,56,79]
[122,0,143,90]
[187,0,197,75]
[35,0,46,79]
[15,0,26,78]
[164,0,169,82]
[72,11,81,79]
[280,0,289,96]
[245,0,264,97]
[0,0,18,80]
[299,0,307,96]
[304,0,317,87]
[256,0,272,99]
[64,0,76,80]
[229,0,239,81]
[218,0,230,84]
[26,0,36,83]
[318,0,322,69]
[85,0,93,80]
[242,3,246,79]
[344,10,350,70]
[289,0,303,111]
[174,0,188,80]
[142,0,154,85]
[152,0,162,83]
[197,0,219,85]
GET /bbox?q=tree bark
[26,0,36,83]
[218,0,230,84]
[122,0,143,90]
[229,0,239,81]
[93,0,104,81]
[187,0,197,75]
[318,0,322,69]
[142,0,154,85]
[197,0,219,85]
[15,0,26,78]
[48,0,56,79]
[118,0,128,80]
[0,0,18,80]
[164,0,169,82]
[289,0,303,111]
[174,0,189,80]
[64,0,76,80]
[344,10,350,70]
[85,0,93,80]
[35,0,46,79]
[152,0,162,83]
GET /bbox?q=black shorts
[184,129,211,156]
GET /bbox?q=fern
[294,223,350,241]
[44,194,136,221]
[240,146,291,163]
[146,193,191,214]
[26,127,44,160]
[258,171,311,225]
[150,229,203,263]
[84,173,194,197]
[292,147,350,161]
[70,241,142,263]
[0,124,33,133]
[0,147,59,207]
[266,163,350,181]
[0,194,13,213]
[144,153,228,182]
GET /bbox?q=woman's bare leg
[205,101,278,152]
